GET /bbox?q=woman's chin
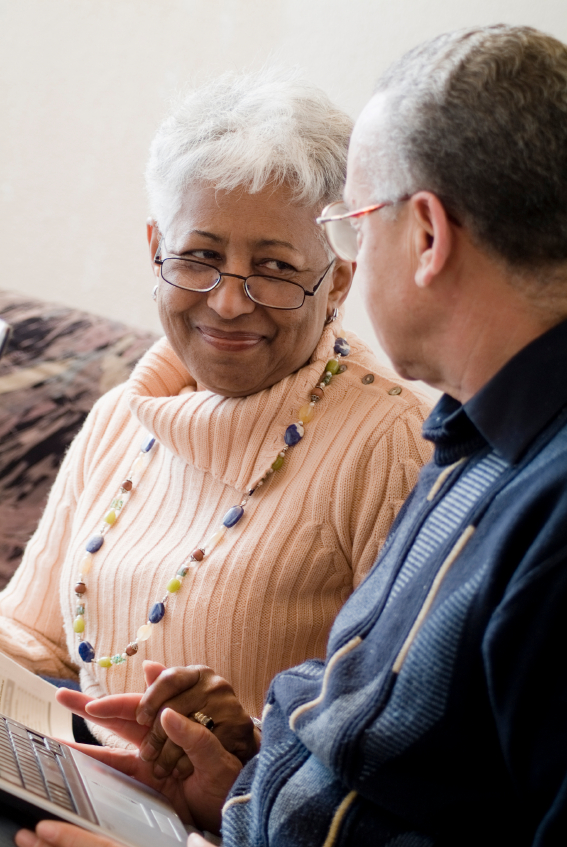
[198,381,269,398]
[193,361,276,397]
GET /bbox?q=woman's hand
[56,661,259,781]
[55,661,173,746]
[187,836,210,847]
[54,687,148,747]
[16,822,211,847]
[131,661,260,778]
[19,707,242,838]
[16,820,123,847]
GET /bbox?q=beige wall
[2,0,566,380]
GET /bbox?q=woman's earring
[324,307,338,326]
[152,284,158,301]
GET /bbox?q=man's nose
[206,272,256,319]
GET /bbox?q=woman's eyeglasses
[154,241,334,311]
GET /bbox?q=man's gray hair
[146,67,353,233]
[371,25,567,272]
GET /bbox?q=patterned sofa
[0,289,158,589]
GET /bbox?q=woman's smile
[196,325,266,352]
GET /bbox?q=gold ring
[191,711,215,731]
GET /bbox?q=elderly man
[16,22,567,847]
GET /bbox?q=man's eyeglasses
[316,200,395,262]
[317,195,462,261]
[154,241,334,311]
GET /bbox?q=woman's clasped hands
[53,661,259,834]
[133,660,260,776]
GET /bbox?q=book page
[0,651,74,741]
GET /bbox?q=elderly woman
[0,69,431,748]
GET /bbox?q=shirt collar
[423,318,567,465]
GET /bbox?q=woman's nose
[206,274,256,319]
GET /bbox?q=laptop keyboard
[0,717,75,812]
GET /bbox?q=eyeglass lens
[320,203,358,262]
[161,259,305,309]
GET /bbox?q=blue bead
[284,423,303,446]
[149,602,165,624]
[78,641,95,663]
[141,435,156,453]
[334,337,350,357]
[223,505,244,528]
[86,534,104,554]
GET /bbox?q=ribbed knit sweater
[0,325,432,742]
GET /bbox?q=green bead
[76,605,85,615]
[73,616,85,633]
[177,566,189,577]
[111,654,125,665]
[97,657,112,668]
[167,577,182,593]
[325,359,340,375]
[323,374,332,385]
[272,454,285,471]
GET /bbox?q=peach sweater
[0,325,432,740]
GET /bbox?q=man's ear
[147,218,161,279]
[327,259,355,309]
[411,193,452,289]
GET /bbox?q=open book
[0,650,74,741]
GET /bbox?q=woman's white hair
[146,67,353,233]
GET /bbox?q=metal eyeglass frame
[316,201,396,261]
[317,195,462,261]
[154,240,334,311]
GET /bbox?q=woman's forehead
[165,182,324,255]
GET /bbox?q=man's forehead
[353,93,389,144]
[344,94,388,204]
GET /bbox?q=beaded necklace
[74,337,351,668]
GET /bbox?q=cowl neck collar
[127,324,346,492]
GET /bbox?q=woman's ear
[147,218,161,278]
[328,258,355,309]
[411,193,452,289]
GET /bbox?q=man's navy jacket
[223,319,567,847]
